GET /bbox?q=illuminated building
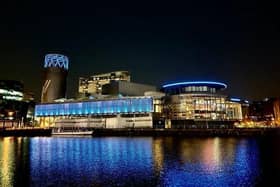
[41,54,69,103]
[78,71,130,96]
[144,91,165,128]
[248,98,280,126]
[161,81,242,128]
[0,80,23,101]
[35,97,153,128]
[0,80,32,127]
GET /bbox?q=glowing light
[35,97,153,117]
[3,96,23,101]
[162,81,227,89]
[0,89,23,97]
[44,54,69,70]
[230,98,241,102]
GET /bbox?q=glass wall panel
[35,97,153,117]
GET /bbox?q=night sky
[0,0,279,101]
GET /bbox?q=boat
[52,128,93,136]
[52,130,93,136]
[51,118,94,136]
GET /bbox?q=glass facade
[35,97,153,117]
[161,82,242,122]
[164,94,242,120]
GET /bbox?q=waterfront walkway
[1,127,280,137]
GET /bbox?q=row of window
[165,86,217,95]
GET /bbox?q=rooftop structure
[162,81,227,95]
[44,54,69,70]
[102,81,157,96]
[78,71,130,96]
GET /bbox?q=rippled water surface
[1,136,280,186]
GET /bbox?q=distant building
[41,54,69,103]
[102,81,157,96]
[0,80,23,101]
[0,80,33,127]
[161,81,242,128]
[78,71,130,96]
[248,98,280,125]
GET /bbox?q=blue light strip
[162,81,227,89]
[35,97,153,117]
[230,98,241,102]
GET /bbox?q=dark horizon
[1,0,279,101]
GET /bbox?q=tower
[41,54,69,103]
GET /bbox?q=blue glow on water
[2,137,277,186]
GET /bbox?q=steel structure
[44,54,69,70]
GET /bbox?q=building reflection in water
[0,137,263,186]
[0,137,30,187]
[159,137,260,186]
[29,137,156,186]
[152,138,164,176]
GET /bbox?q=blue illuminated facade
[35,97,153,117]
[44,54,69,70]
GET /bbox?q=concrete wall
[41,67,68,103]
[102,81,157,96]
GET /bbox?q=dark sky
[0,0,279,101]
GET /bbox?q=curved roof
[162,81,227,89]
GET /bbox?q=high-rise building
[78,71,130,96]
[41,54,69,103]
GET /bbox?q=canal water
[1,136,280,187]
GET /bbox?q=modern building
[0,80,33,127]
[41,54,69,103]
[0,80,24,101]
[144,91,165,128]
[78,71,130,96]
[35,96,153,128]
[161,81,242,128]
[102,81,157,96]
[35,79,245,129]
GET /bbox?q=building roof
[162,81,227,89]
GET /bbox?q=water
[1,136,280,187]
